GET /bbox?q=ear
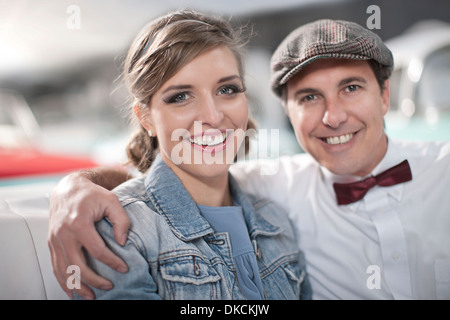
[134,104,156,135]
[381,79,390,116]
[282,101,290,118]
[280,87,291,117]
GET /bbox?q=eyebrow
[218,75,241,83]
[293,87,320,99]
[162,84,192,94]
[338,76,367,87]
[161,75,242,94]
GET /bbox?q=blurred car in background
[0,89,98,299]
[0,89,98,193]
[385,20,450,141]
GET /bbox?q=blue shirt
[76,154,312,300]
[198,204,265,299]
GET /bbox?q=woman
[73,9,311,300]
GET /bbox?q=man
[48,19,450,299]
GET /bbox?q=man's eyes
[301,94,318,103]
[344,84,361,93]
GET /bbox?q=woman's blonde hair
[122,9,255,173]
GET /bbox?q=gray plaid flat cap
[270,19,394,97]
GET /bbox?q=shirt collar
[320,137,406,208]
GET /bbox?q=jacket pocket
[280,260,306,299]
[260,253,309,299]
[159,249,222,299]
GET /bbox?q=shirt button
[391,251,400,261]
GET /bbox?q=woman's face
[136,45,249,182]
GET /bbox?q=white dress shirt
[230,138,450,299]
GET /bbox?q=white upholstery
[0,194,68,299]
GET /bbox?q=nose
[199,95,224,127]
[322,98,348,128]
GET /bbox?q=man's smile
[321,132,356,145]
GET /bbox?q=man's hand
[48,170,130,299]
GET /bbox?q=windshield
[416,45,450,115]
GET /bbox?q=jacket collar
[145,154,281,241]
[228,174,281,239]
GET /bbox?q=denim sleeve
[75,217,162,300]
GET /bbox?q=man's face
[285,59,390,177]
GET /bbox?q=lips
[321,132,355,145]
[188,130,230,154]
[189,132,227,147]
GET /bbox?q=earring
[148,130,152,137]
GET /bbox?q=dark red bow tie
[332,160,412,205]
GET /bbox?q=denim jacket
[81,155,312,300]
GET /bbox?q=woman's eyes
[164,85,244,104]
[164,92,190,104]
[217,84,244,96]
